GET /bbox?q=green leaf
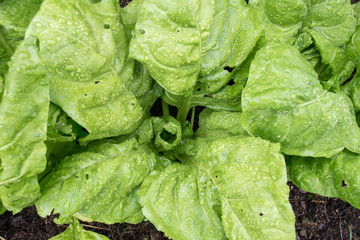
[120,0,144,43]
[0,37,48,212]
[249,0,307,44]
[152,116,182,151]
[130,0,261,95]
[287,150,360,209]
[0,0,43,74]
[194,108,248,140]
[26,0,144,140]
[303,0,357,47]
[36,139,157,224]
[139,136,295,240]
[241,43,360,158]
[0,200,6,215]
[46,103,80,143]
[50,218,109,240]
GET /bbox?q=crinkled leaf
[303,0,357,47]
[0,37,48,212]
[152,116,182,151]
[50,219,109,240]
[130,0,261,95]
[120,0,144,43]
[139,136,295,240]
[0,0,43,75]
[36,139,157,224]
[304,28,354,91]
[26,0,143,140]
[194,108,248,140]
[249,0,307,44]
[241,44,360,157]
[46,103,81,143]
[287,150,360,209]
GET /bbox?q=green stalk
[161,98,170,116]
[190,107,196,127]
[176,95,192,123]
[73,217,79,240]
[0,28,14,57]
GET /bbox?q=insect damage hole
[94,81,100,84]
[342,179,347,187]
[224,66,234,73]
[104,24,110,29]
[259,213,263,216]
[139,29,146,35]
[85,174,89,180]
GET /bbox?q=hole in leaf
[131,102,135,106]
[75,175,80,179]
[85,174,89,180]
[197,88,201,91]
[174,159,181,164]
[224,66,234,73]
[215,175,218,178]
[342,179,347,187]
[35,38,40,50]
[84,93,88,96]
[176,29,180,33]
[160,129,177,144]
[95,81,100,84]
[259,213,263,216]
[227,79,235,86]
[241,209,243,212]
[104,24,110,29]
[139,29,146,35]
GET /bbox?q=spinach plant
[0,0,360,239]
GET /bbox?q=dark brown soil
[1,183,360,240]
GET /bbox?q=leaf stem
[0,28,14,57]
[176,95,192,123]
[73,217,79,240]
[190,107,196,127]
[161,98,169,116]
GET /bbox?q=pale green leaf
[120,0,144,43]
[287,150,360,209]
[241,44,360,157]
[0,0,43,74]
[139,136,295,240]
[130,0,261,95]
[26,0,143,140]
[50,219,109,240]
[36,139,157,224]
[249,0,307,44]
[0,37,48,212]
[194,108,248,140]
[303,0,357,46]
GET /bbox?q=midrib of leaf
[190,161,252,239]
[0,27,14,56]
[73,217,79,240]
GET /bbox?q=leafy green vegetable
[2,0,360,239]
[49,218,109,240]
[287,150,360,209]
[0,37,48,212]
[139,136,295,240]
[130,0,261,95]
[241,43,360,157]
[36,139,157,224]
[0,0,43,75]
[26,0,144,140]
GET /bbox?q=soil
[1,183,360,240]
